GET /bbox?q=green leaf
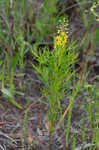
[0,61,3,66]
[93,28,99,48]
[10,98,23,109]
[83,13,89,28]
[1,88,13,98]
[1,88,23,109]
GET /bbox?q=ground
[0,0,99,150]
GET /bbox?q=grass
[0,0,99,149]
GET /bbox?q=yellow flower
[54,31,68,48]
[61,31,65,36]
[56,35,62,42]
[54,18,68,49]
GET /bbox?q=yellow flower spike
[54,18,68,49]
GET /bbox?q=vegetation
[0,0,99,149]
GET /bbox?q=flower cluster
[54,19,68,49]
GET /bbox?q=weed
[31,18,80,148]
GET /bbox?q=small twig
[7,132,22,138]
[55,105,70,130]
